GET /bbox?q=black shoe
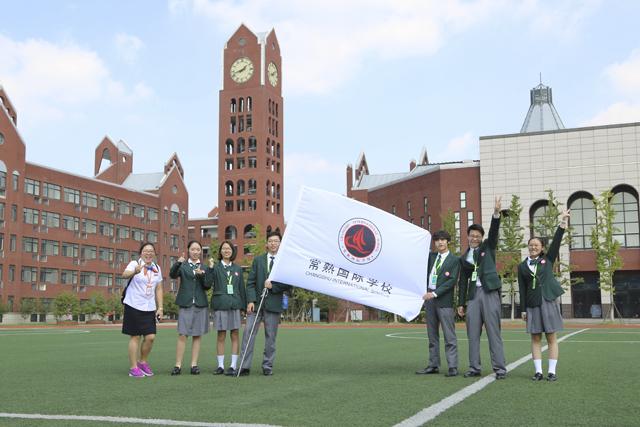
[531,372,544,381]
[239,368,250,377]
[190,366,200,375]
[224,367,237,376]
[415,367,439,375]
[170,366,181,376]
[213,367,224,375]
[547,373,558,382]
[262,369,273,376]
[463,370,481,378]
[495,372,507,380]
[445,368,458,377]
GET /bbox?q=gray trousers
[239,310,280,371]
[425,299,458,369]
[466,286,506,374]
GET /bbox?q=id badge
[471,271,478,282]
[430,275,438,286]
[145,284,153,296]
[226,284,234,295]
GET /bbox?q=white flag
[269,187,431,321]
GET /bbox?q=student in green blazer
[169,240,212,376]
[238,230,291,376]
[457,196,507,379]
[416,230,461,377]
[519,209,570,382]
[208,240,246,376]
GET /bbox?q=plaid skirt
[526,298,563,334]
[213,309,241,331]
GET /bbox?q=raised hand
[177,253,186,263]
[494,195,502,214]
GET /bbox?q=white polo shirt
[122,260,163,312]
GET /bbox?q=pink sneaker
[137,361,154,376]
[129,367,145,377]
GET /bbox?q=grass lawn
[0,324,638,426]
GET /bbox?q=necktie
[529,259,537,266]
[473,248,479,263]
[269,256,275,272]
[434,254,442,272]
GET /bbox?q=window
[237,200,245,211]
[99,247,114,262]
[24,178,40,196]
[611,187,639,247]
[42,182,61,200]
[248,179,257,195]
[407,201,412,218]
[82,192,97,208]
[64,188,80,204]
[117,225,130,239]
[99,196,115,212]
[21,266,38,282]
[237,180,245,196]
[81,245,97,260]
[82,219,97,234]
[9,264,15,282]
[225,200,233,212]
[420,216,424,228]
[225,159,234,170]
[132,228,144,242]
[239,116,245,133]
[247,97,252,111]
[62,215,79,231]
[11,204,16,221]
[225,181,234,196]
[0,167,5,197]
[99,222,114,237]
[12,171,19,192]
[170,204,179,227]
[61,242,79,258]
[225,226,237,240]
[230,116,236,133]
[237,137,246,154]
[61,270,77,285]
[147,231,158,243]
[248,199,257,211]
[23,237,39,253]
[454,212,461,250]
[225,139,234,155]
[98,273,112,287]
[230,99,236,113]
[568,193,595,249]
[246,115,252,131]
[40,268,58,284]
[41,240,59,256]
[148,208,158,221]
[116,250,128,264]
[237,157,245,169]
[529,200,549,238]
[132,204,145,218]
[170,234,179,251]
[248,156,257,168]
[80,271,96,286]
[10,234,16,251]
[41,211,60,228]
[23,208,39,225]
[467,211,474,227]
[391,205,396,215]
[118,201,131,215]
[239,97,244,112]
[460,192,467,209]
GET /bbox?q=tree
[53,292,80,321]
[163,292,179,319]
[497,195,526,320]
[88,292,109,321]
[590,190,624,321]
[106,294,124,320]
[441,208,460,255]
[0,299,7,322]
[20,298,35,321]
[533,189,582,289]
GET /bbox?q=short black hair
[218,240,237,261]
[432,230,451,242]
[467,223,485,237]
[138,242,156,254]
[267,230,282,241]
[187,240,202,251]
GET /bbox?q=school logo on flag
[338,218,382,264]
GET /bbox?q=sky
[2,0,640,220]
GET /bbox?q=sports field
[0,323,638,426]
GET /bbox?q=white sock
[231,354,238,369]
[548,359,557,375]
[217,355,225,368]
[533,359,542,373]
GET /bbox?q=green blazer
[458,215,502,307]
[246,253,291,314]
[208,262,246,311]
[518,226,565,308]
[427,252,460,308]
[169,260,212,308]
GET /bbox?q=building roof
[117,140,133,155]
[520,83,565,133]
[121,172,165,192]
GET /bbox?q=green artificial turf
[0,326,638,426]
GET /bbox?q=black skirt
[122,304,157,336]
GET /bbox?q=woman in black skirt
[122,242,163,377]
[519,209,570,382]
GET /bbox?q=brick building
[0,85,189,322]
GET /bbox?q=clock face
[267,62,278,87]
[230,57,254,83]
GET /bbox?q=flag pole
[237,287,268,377]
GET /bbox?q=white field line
[394,328,589,427]
[0,330,90,336]
[0,413,281,427]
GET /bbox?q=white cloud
[514,0,601,41]
[605,49,640,95]
[429,131,478,162]
[581,102,640,127]
[115,33,145,65]
[0,34,152,123]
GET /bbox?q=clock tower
[218,24,284,263]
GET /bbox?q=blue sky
[2,0,640,219]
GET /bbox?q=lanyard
[226,270,234,286]
[530,262,539,289]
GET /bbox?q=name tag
[227,284,234,295]
[430,275,438,286]
[471,271,478,282]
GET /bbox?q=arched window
[225,181,234,196]
[271,182,275,197]
[170,203,180,227]
[230,98,236,113]
[225,225,237,240]
[237,180,245,196]
[246,97,252,112]
[248,136,257,152]
[225,139,234,155]
[248,179,257,195]
[529,200,549,239]
[271,141,275,156]
[266,180,271,197]
[237,137,245,154]
[266,138,271,154]
[0,160,7,197]
[244,224,255,238]
[239,97,244,113]
[568,192,595,249]
[612,185,639,247]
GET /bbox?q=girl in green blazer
[519,209,570,382]
[208,240,246,376]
